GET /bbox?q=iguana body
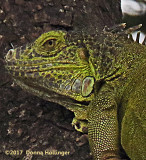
[5,25,146,160]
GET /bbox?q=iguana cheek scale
[82,76,95,97]
[5,24,146,160]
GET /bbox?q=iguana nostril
[5,49,14,61]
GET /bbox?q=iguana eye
[48,40,53,45]
[42,39,56,48]
[34,31,67,56]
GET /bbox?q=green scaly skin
[5,26,146,160]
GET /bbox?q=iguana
[5,24,146,160]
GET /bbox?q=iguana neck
[82,31,146,82]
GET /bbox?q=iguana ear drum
[82,77,94,97]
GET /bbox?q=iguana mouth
[14,78,90,107]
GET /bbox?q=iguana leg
[88,84,120,160]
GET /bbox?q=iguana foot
[76,134,88,146]
[72,117,88,133]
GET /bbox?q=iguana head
[5,30,95,102]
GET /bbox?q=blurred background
[121,0,146,43]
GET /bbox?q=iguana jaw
[13,78,90,110]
